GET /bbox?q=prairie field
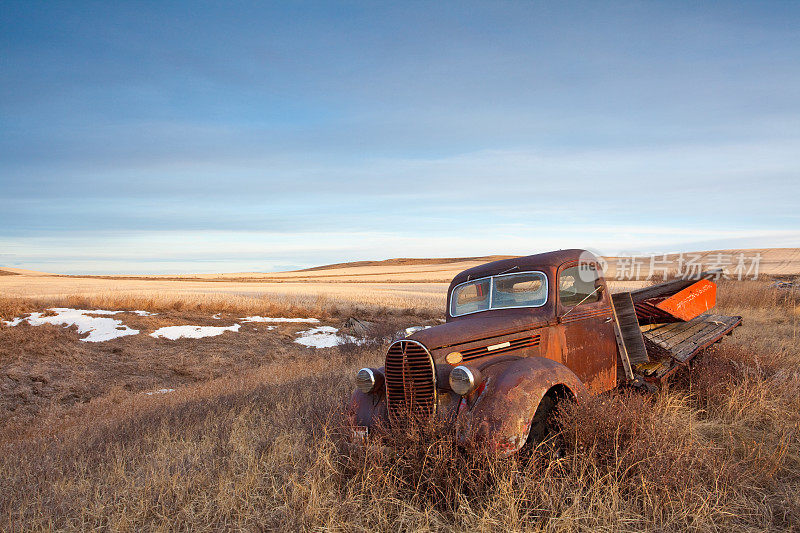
[0,254,799,531]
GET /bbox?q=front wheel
[521,393,568,459]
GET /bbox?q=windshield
[450,271,548,317]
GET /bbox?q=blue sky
[1,1,799,274]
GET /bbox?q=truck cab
[350,249,740,455]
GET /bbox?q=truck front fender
[348,388,388,431]
[456,357,587,456]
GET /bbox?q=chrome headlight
[356,367,377,393]
[449,365,480,396]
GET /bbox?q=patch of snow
[46,308,156,317]
[50,308,122,315]
[44,308,156,317]
[240,316,320,323]
[144,388,175,395]
[150,324,241,340]
[294,326,363,348]
[2,308,139,342]
[211,313,222,319]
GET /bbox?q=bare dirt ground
[0,310,421,425]
[0,252,798,530]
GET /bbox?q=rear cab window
[559,264,601,307]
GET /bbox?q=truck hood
[407,313,551,356]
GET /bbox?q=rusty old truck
[349,249,743,455]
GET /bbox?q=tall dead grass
[716,279,800,310]
[0,282,798,530]
[1,328,798,531]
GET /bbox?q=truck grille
[384,340,436,422]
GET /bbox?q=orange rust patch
[656,279,716,321]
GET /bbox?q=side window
[559,265,601,307]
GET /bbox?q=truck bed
[635,313,742,381]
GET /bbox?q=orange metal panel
[655,279,716,321]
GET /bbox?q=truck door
[557,262,617,393]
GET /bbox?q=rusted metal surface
[629,270,719,304]
[654,279,716,321]
[349,382,388,428]
[384,340,437,422]
[454,357,587,455]
[348,249,742,456]
[631,271,720,325]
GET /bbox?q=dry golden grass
[1,304,798,531]
[2,247,798,313]
[0,269,798,530]
[0,289,435,324]
[717,279,800,310]
[0,275,447,319]
[602,247,800,279]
